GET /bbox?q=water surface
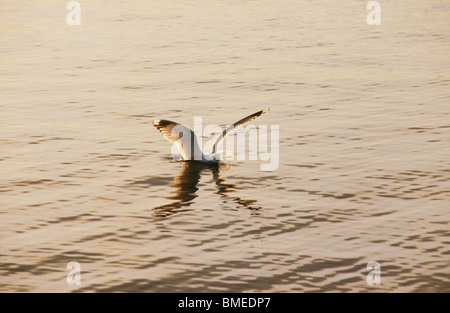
[1,0,449,292]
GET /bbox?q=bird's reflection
[153,161,262,217]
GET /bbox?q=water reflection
[153,162,262,217]
[212,169,263,215]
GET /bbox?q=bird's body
[153,108,269,163]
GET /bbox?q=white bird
[153,108,270,163]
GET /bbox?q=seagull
[153,108,270,163]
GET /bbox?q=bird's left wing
[153,119,203,160]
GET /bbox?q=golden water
[1,0,449,292]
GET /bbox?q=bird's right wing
[210,108,270,154]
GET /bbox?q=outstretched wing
[210,108,270,154]
[153,119,203,160]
